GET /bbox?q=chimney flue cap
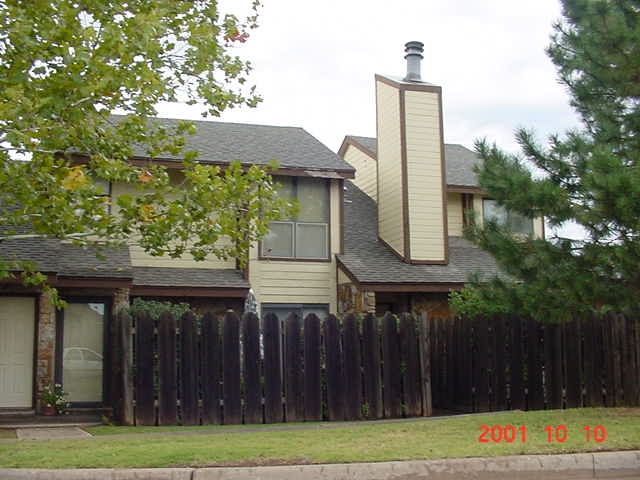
[404,41,424,82]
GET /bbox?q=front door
[57,301,108,405]
[0,297,35,408]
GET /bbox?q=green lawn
[0,429,15,440]
[1,408,639,469]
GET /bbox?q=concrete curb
[1,450,638,479]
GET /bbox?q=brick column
[35,292,56,412]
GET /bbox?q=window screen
[262,177,330,259]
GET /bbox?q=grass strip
[0,408,638,469]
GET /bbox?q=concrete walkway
[1,450,639,479]
[15,427,91,441]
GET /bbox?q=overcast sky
[158,0,580,155]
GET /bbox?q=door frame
[55,297,112,408]
[0,294,38,410]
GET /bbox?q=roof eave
[72,154,355,179]
[337,258,464,293]
[130,285,249,298]
[338,137,377,160]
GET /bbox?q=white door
[0,297,35,408]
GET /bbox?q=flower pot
[42,404,57,416]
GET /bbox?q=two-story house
[0,123,354,412]
[0,41,541,414]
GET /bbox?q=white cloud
[159,0,580,153]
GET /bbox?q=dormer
[375,41,447,264]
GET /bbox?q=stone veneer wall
[337,283,375,315]
[112,288,130,316]
[35,292,55,412]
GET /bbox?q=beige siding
[343,144,377,201]
[376,80,404,256]
[447,193,463,236]
[249,179,340,313]
[337,267,351,285]
[404,90,446,261]
[111,179,235,269]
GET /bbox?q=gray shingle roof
[337,181,503,285]
[0,238,132,278]
[0,238,249,288]
[344,136,480,188]
[133,266,249,288]
[113,115,355,176]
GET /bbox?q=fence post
[119,310,134,426]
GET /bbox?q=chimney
[375,41,448,264]
[403,41,424,82]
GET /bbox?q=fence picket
[564,318,582,408]
[157,312,177,425]
[474,317,490,412]
[325,314,345,421]
[303,313,322,421]
[284,312,303,422]
[180,311,198,426]
[343,313,362,420]
[509,316,525,410]
[362,313,383,419]
[134,311,155,426]
[201,312,222,425]
[493,315,507,411]
[243,312,262,424]
[223,311,241,424]
[543,323,563,409]
[400,314,421,417]
[263,313,283,423]
[382,313,402,418]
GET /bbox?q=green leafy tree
[451,0,640,321]
[0,1,294,300]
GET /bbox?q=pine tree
[451,0,640,320]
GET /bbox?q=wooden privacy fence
[430,313,640,413]
[111,311,433,426]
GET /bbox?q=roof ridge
[109,113,306,132]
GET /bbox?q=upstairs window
[261,177,330,260]
[483,199,533,235]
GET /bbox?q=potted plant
[40,384,70,416]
